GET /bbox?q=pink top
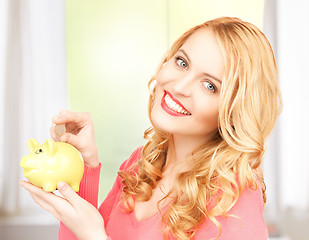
[59,147,268,240]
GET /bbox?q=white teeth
[164,94,191,115]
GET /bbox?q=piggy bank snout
[20,156,28,169]
[20,156,36,170]
[20,156,34,178]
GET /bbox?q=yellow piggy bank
[20,138,84,192]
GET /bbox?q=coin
[55,124,66,137]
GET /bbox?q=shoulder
[196,181,268,239]
[222,181,268,239]
[228,181,266,225]
[118,146,143,171]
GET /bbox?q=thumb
[57,182,79,207]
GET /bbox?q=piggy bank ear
[45,139,56,156]
[28,138,40,152]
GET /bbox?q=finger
[19,181,58,204]
[53,111,90,126]
[19,181,60,215]
[19,180,42,193]
[52,109,70,123]
[58,109,71,115]
[57,182,80,208]
[19,181,75,221]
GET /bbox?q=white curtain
[0,0,67,216]
[276,0,309,210]
[263,0,309,219]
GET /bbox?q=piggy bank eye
[35,149,43,154]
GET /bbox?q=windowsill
[0,211,58,226]
[269,238,290,240]
[0,211,59,240]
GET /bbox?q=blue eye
[175,57,187,69]
[203,81,216,92]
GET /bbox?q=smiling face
[151,28,224,145]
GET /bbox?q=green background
[65,0,264,203]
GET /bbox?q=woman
[20,17,282,239]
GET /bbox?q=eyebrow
[178,49,222,84]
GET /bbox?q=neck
[163,134,208,174]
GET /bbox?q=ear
[149,80,157,94]
[28,138,40,152]
[44,139,56,156]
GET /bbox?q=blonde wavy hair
[118,17,282,239]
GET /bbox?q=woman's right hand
[50,110,100,168]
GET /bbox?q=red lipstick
[161,90,191,117]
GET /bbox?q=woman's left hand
[19,181,108,240]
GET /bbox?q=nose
[172,73,194,97]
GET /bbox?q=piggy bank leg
[43,183,57,192]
